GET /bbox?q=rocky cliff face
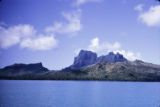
[97,52,127,63]
[70,50,127,69]
[70,50,97,69]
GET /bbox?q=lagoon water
[0,80,160,107]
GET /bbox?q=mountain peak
[97,52,127,63]
[2,62,49,74]
[71,50,97,69]
[79,50,96,55]
[108,52,114,55]
[69,50,127,69]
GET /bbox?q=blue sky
[0,0,160,70]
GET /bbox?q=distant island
[0,50,160,81]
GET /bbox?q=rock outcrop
[97,52,127,63]
[69,50,127,69]
[70,50,97,69]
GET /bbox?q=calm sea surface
[0,80,160,107]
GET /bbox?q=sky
[0,0,160,70]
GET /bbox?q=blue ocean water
[0,80,160,107]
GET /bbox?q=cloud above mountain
[88,37,141,61]
[88,37,121,53]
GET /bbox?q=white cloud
[134,4,144,12]
[0,24,58,50]
[20,35,57,50]
[113,50,141,61]
[138,5,160,27]
[88,37,99,51]
[45,9,82,35]
[88,37,121,53]
[0,10,82,50]
[88,37,141,61]
[73,0,102,6]
[0,24,35,48]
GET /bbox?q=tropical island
[0,50,160,81]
